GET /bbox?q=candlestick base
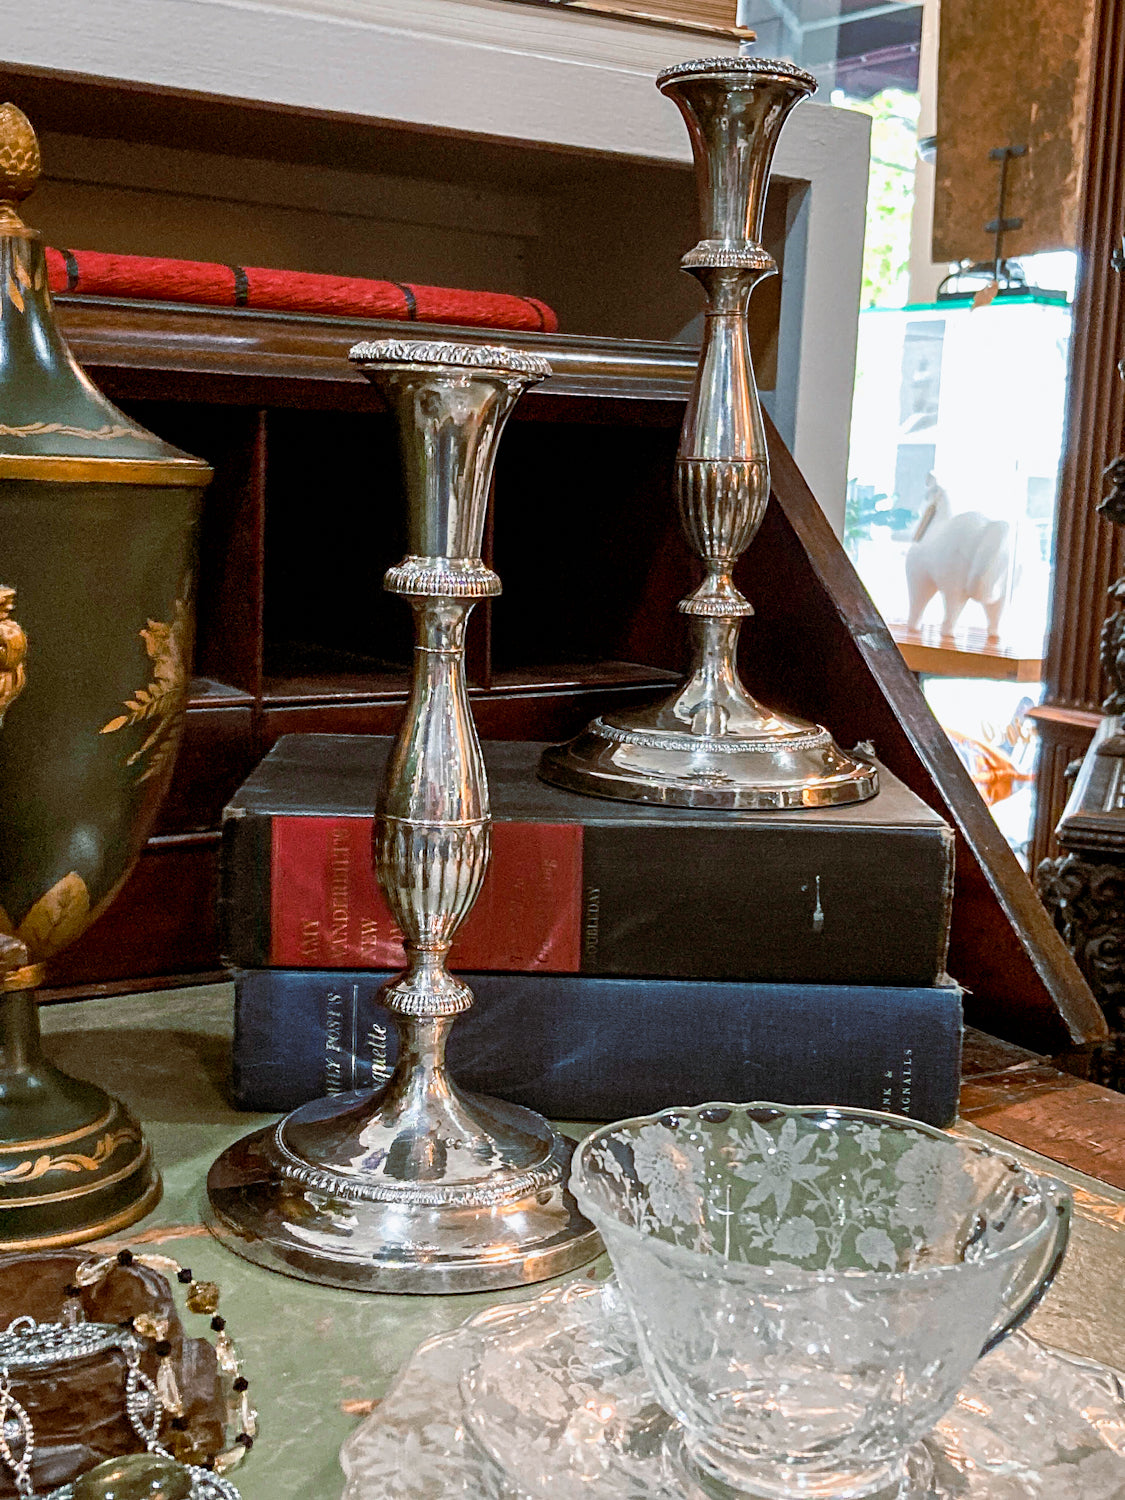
[540,698,878,810]
[205,1086,600,1294]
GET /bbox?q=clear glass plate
[339,1279,1125,1500]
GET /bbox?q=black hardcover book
[222,735,954,987]
[231,968,964,1127]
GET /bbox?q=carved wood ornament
[1031,0,1125,869]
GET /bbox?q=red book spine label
[270,816,584,971]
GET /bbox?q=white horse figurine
[904,476,1010,640]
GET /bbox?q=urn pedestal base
[205,1087,600,1295]
[0,992,161,1249]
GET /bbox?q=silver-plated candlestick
[540,57,878,810]
[205,340,600,1292]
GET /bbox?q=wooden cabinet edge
[56,299,699,403]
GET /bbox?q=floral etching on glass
[588,1112,979,1271]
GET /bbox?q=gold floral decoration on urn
[0,1126,140,1183]
[0,870,92,962]
[100,596,189,784]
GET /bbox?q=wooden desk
[960,1029,1125,1189]
[33,985,1125,1499]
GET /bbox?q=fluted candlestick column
[206,341,600,1292]
[540,58,878,810]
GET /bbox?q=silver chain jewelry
[0,1316,241,1500]
[0,1369,34,1499]
[123,1342,166,1454]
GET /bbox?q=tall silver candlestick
[206,340,600,1292]
[541,57,878,809]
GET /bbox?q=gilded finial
[0,105,40,232]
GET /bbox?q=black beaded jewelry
[70,1250,256,1475]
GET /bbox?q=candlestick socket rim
[349,338,551,383]
[657,56,817,93]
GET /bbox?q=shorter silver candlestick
[205,340,600,1292]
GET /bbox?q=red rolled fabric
[44,248,558,333]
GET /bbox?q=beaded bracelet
[68,1249,257,1475]
[0,1249,256,1500]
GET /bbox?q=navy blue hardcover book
[231,969,963,1126]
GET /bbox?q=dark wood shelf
[260,660,676,707]
[188,677,255,709]
[57,299,699,411]
[1028,703,1104,733]
[485,661,679,694]
[262,671,410,706]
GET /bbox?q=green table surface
[38,985,1125,1500]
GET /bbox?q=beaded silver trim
[678,596,754,619]
[381,983,475,1018]
[657,56,818,91]
[681,242,777,272]
[348,339,552,380]
[383,556,502,600]
[124,1359,163,1450]
[272,1125,568,1208]
[588,718,832,754]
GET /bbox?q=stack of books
[220,736,961,1124]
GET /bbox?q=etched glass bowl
[570,1102,1071,1500]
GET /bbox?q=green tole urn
[0,106,211,1246]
